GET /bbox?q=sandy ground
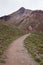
[2,33,39,65]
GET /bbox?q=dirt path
[2,33,39,65]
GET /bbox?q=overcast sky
[0,0,43,16]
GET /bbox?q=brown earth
[1,33,40,65]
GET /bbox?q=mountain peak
[19,7,25,10]
[18,7,25,14]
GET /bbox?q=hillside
[0,7,43,65]
[0,21,25,63]
[0,7,43,32]
[24,33,43,65]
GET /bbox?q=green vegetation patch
[24,33,43,65]
[0,21,25,63]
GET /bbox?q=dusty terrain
[2,34,39,65]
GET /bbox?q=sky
[0,0,43,16]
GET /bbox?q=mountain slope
[0,21,25,63]
[0,7,43,32]
[24,33,43,65]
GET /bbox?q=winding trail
[2,33,39,65]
